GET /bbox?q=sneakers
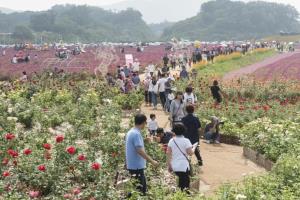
[204,140,211,144]
[215,141,220,144]
[198,160,203,166]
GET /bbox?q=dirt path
[222,51,299,81]
[138,67,265,196]
[139,103,265,196]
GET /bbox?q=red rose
[5,133,15,140]
[7,149,18,158]
[66,146,76,155]
[72,188,81,195]
[23,148,32,155]
[38,164,46,172]
[2,158,9,165]
[77,154,86,161]
[2,171,10,177]
[91,162,101,170]
[29,191,40,198]
[13,160,17,166]
[63,193,72,199]
[44,152,51,160]
[56,135,64,143]
[263,105,270,112]
[43,143,51,150]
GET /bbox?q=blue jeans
[151,92,157,107]
[205,131,220,142]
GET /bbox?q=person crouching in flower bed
[167,123,193,192]
[154,128,174,145]
[204,116,223,144]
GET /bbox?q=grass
[195,49,276,77]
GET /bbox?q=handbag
[172,102,183,123]
[173,139,193,176]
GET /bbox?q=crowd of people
[123,53,226,196]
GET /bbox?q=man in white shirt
[183,86,197,106]
[147,62,156,77]
[158,74,167,109]
[133,59,140,74]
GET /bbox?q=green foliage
[0,5,155,43]
[12,25,34,41]
[162,0,300,41]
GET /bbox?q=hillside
[0,5,155,43]
[0,7,15,14]
[162,0,300,41]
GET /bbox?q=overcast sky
[0,0,125,11]
[1,0,300,13]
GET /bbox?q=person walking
[125,114,159,196]
[183,86,197,106]
[143,76,151,106]
[167,123,193,192]
[148,77,159,110]
[181,105,203,166]
[158,74,167,109]
[210,80,224,104]
[180,67,189,80]
[169,92,185,125]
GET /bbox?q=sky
[0,0,125,11]
[1,0,300,23]
[0,0,300,12]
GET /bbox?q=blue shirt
[125,127,146,170]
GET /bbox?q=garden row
[0,71,174,199]
[191,49,300,199]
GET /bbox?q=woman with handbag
[169,92,185,126]
[167,123,193,192]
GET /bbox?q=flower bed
[0,72,170,199]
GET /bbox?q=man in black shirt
[210,80,223,104]
[181,105,203,166]
[163,54,169,66]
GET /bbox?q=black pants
[195,146,203,162]
[159,92,166,108]
[175,170,190,191]
[144,91,150,104]
[148,91,152,104]
[128,169,147,195]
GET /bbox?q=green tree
[12,25,34,41]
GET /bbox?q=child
[148,114,158,136]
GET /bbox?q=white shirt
[133,62,140,72]
[148,81,158,93]
[148,64,155,73]
[168,137,192,172]
[158,78,167,92]
[168,93,175,101]
[148,119,158,131]
[184,93,197,105]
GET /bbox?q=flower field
[0,45,299,199]
[0,73,167,199]
[185,50,300,199]
[0,45,170,79]
[251,52,300,81]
